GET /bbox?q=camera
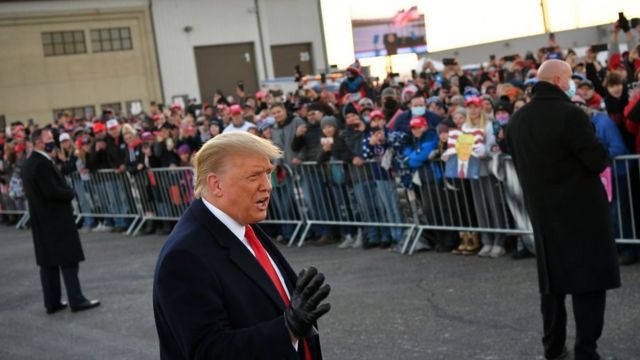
[589,44,608,53]
[442,58,456,66]
[618,12,630,32]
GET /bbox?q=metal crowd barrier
[612,155,640,245]
[404,156,533,254]
[263,164,306,246]
[68,169,142,235]
[0,182,30,229]
[127,167,196,236]
[296,160,416,247]
[9,154,639,251]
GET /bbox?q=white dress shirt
[201,198,298,350]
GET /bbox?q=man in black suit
[153,131,331,360]
[22,129,100,314]
[507,60,620,360]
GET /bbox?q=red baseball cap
[464,96,483,107]
[369,110,385,120]
[410,116,427,128]
[93,122,106,133]
[229,104,243,115]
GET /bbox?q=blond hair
[193,132,282,198]
[465,108,487,130]
[121,124,136,137]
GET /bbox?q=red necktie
[458,166,466,179]
[245,225,313,360]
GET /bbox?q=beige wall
[0,5,162,124]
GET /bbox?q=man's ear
[206,173,224,198]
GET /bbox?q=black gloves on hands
[284,267,331,339]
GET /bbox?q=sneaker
[315,235,338,246]
[379,240,392,249]
[489,245,506,258]
[79,226,93,234]
[351,233,363,249]
[512,247,534,260]
[111,226,127,233]
[477,245,493,257]
[362,239,380,250]
[338,235,355,249]
[620,250,639,266]
[390,242,404,253]
[91,223,106,233]
[413,240,432,252]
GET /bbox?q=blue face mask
[565,79,576,99]
[44,142,56,153]
[362,116,370,124]
[411,106,426,116]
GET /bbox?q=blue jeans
[611,176,633,240]
[300,176,331,237]
[73,179,95,228]
[330,183,357,236]
[270,176,296,238]
[105,179,130,228]
[375,179,404,243]
[353,180,386,243]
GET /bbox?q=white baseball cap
[59,133,71,142]
[106,119,119,129]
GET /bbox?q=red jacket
[586,92,603,110]
[624,93,640,154]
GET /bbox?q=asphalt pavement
[1,226,639,360]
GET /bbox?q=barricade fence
[7,155,640,253]
[0,179,30,229]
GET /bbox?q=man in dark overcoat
[153,132,331,360]
[22,129,100,314]
[507,60,620,360]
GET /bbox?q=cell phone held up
[618,12,630,33]
[442,58,456,66]
[320,137,334,146]
[589,44,608,53]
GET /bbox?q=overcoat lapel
[191,199,287,311]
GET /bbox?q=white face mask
[564,78,576,98]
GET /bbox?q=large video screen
[351,4,427,59]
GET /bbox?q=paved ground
[1,226,639,360]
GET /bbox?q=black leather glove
[284,267,331,339]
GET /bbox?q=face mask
[384,99,398,109]
[411,106,426,116]
[362,116,370,124]
[495,113,510,125]
[166,138,174,151]
[44,142,56,153]
[564,79,576,98]
[347,124,360,130]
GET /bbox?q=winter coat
[21,151,84,266]
[506,81,620,295]
[272,114,305,166]
[624,93,640,154]
[586,62,632,150]
[392,108,441,135]
[291,121,324,162]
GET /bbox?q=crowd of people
[1,21,640,264]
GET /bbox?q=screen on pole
[351,4,427,59]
